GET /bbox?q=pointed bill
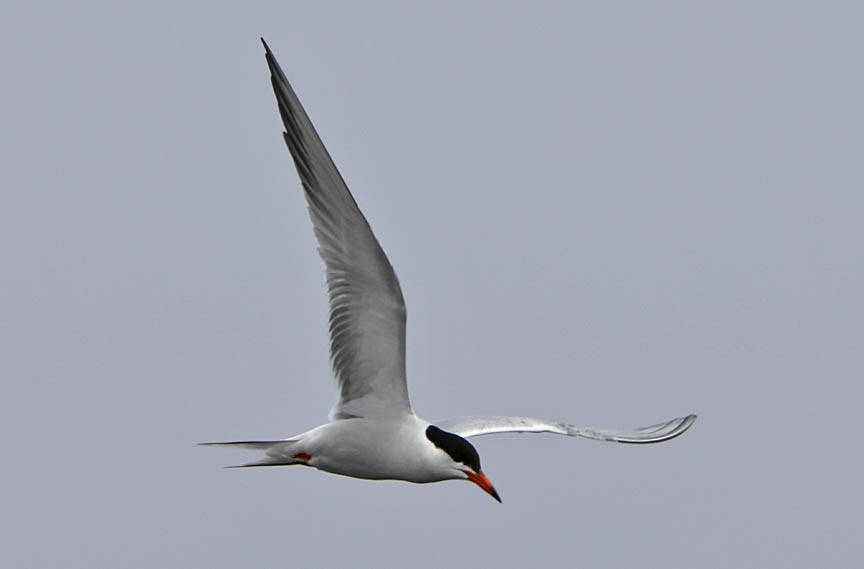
[464,470,502,503]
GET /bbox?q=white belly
[294,416,443,483]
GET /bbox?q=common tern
[204,39,697,503]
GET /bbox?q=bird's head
[425,425,501,503]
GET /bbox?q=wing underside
[262,40,412,420]
[435,414,697,443]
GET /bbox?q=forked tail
[199,439,302,467]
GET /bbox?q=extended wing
[263,40,411,420]
[435,414,696,443]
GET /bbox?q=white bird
[203,39,697,503]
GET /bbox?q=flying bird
[203,39,697,503]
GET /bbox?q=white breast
[292,416,450,483]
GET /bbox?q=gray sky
[2,2,862,567]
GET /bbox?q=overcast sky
[2,2,862,568]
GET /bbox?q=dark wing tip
[261,39,288,89]
[632,413,698,443]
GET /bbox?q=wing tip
[261,37,271,53]
[630,413,698,444]
[667,413,697,438]
[261,37,280,77]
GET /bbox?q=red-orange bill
[463,470,501,503]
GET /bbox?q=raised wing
[435,414,696,443]
[263,39,411,420]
